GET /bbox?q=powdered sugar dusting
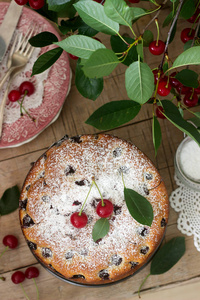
[20,134,169,283]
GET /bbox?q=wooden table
[1,1,200,299]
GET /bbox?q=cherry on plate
[8,90,21,102]
[96,199,114,218]
[68,53,79,60]
[11,271,25,284]
[25,267,40,279]
[19,81,35,96]
[3,235,18,249]
[14,0,28,5]
[29,0,45,10]
[70,212,88,228]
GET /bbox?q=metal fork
[0,25,38,136]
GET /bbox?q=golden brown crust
[19,134,169,285]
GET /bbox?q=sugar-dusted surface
[19,134,169,284]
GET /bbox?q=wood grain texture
[0,0,200,299]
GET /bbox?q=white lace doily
[170,175,200,251]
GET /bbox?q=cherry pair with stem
[11,267,40,300]
[15,0,45,10]
[70,179,113,228]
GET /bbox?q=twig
[142,0,168,34]
[191,17,200,47]
[159,0,184,70]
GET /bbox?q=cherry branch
[142,0,168,34]
[191,17,200,47]
[159,0,184,70]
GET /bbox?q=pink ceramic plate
[0,3,71,148]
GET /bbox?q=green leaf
[82,48,119,78]
[55,35,105,59]
[142,30,154,47]
[29,32,58,47]
[172,46,200,69]
[31,47,63,76]
[175,69,199,88]
[180,0,196,19]
[183,40,193,51]
[136,42,144,61]
[47,0,74,12]
[169,20,177,44]
[189,112,200,128]
[75,59,103,101]
[178,107,184,118]
[163,11,174,27]
[152,116,162,157]
[104,0,133,27]
[35,3,58,23]
[74,0,119,35]
[110,35,137,66]
[130,7,147,22]
[163,62,169,73]
[92,218,110,242]
[124,188,154,227]
[162,100,200,146]
[151,237,185,275]
[59,16,98,36]
[125,61,154,104]
[85,100,141,130]
[0,186,20,216]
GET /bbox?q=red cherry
[128,0,140,3]
[149,40,165,55]
[180,28,195,43]
[157,80,171,96]
[183,92,198,107]
[176,85,192,94]
[194,86,200,94]
[187,8,200,23]
[169,73,181,88]
[19,81,35,96]
[68,53,79,60]
[25,267,40,279]
[29,0,45,10]
[96,199,114,218]
[93,0,105,4]
[8,90,21,102]
[11,271,25,284]
[3,235,18,249]
[152,69,163,85]
[14,0,28,5]
[156,106,166,119]
[70,212,88,228]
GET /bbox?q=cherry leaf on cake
[150,237,186,275]
[152,115,162,157]
[92,218,110,242]
[0,186,20,216]
[124,188,154,227]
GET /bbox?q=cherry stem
[138,273,151,298]
[33,278,39,300]
[93,180,104,206]
[0,246,9,259]
[117,32,131,45]
[79,182,94,215]
[121,172,126,189]
[20,283,31,300]
[0,276,5,281]
[155,18,159,46]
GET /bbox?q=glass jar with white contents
[174,135,200,192]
